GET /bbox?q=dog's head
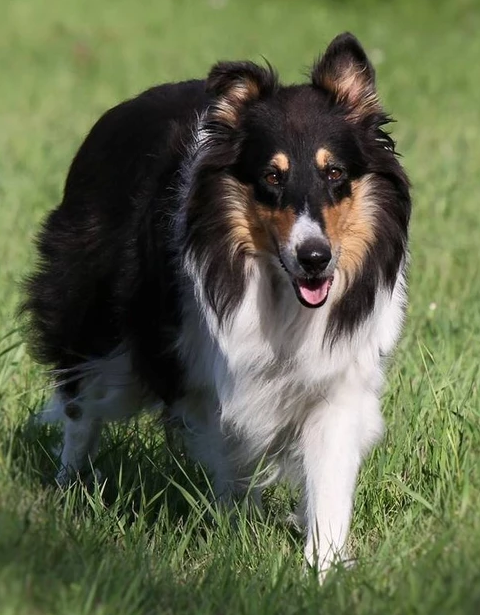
[184,33,410,322]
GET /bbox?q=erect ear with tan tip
[206,61,277,127]
[312,32,381,121]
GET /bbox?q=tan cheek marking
[220,177,297,256]
[229,208,272,254]
[315,147,332,169]
[220,178,272,255]
[323,175,377,280]
[254,204,296,247]
[270,152,290,172]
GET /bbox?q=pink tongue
[298,278,330,306]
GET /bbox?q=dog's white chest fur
[177,262,405,477]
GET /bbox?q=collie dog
[24,33,411,577]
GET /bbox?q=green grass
[1,0,480,612]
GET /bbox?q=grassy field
[1,0,480,613]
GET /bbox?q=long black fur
[24,81,209,401]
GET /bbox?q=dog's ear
[206,61,277,127]
[312,32,381,121]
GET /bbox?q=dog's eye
[265,171,281,186]
[327,167,343,181]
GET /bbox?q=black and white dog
[24,33,411,577]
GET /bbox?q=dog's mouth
[278,255,334,309]
[293,276,334,308]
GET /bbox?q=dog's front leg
[301,379,384,581]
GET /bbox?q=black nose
[296,241,331,275]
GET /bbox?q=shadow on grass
[8,413,212,521]
[5,410,301,540]
[0,416,315,615]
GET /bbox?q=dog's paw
[55,466,103,489]
[55,466,74,488]
[304,541,355,584]
[285,511,303,532]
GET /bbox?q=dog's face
[231,88,373,308]
[186,33,409,319]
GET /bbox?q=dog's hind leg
[57,403,103,486]
[45,350,146,485]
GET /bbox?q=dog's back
[24,80,208,402]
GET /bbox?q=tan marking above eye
[270,152,290,172]
[315,147,332,169]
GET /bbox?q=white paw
[55,466,75,487]
[285,511,303,532]
[55,466,103,488]
[305,541,353,584]
[91,468,104,486]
